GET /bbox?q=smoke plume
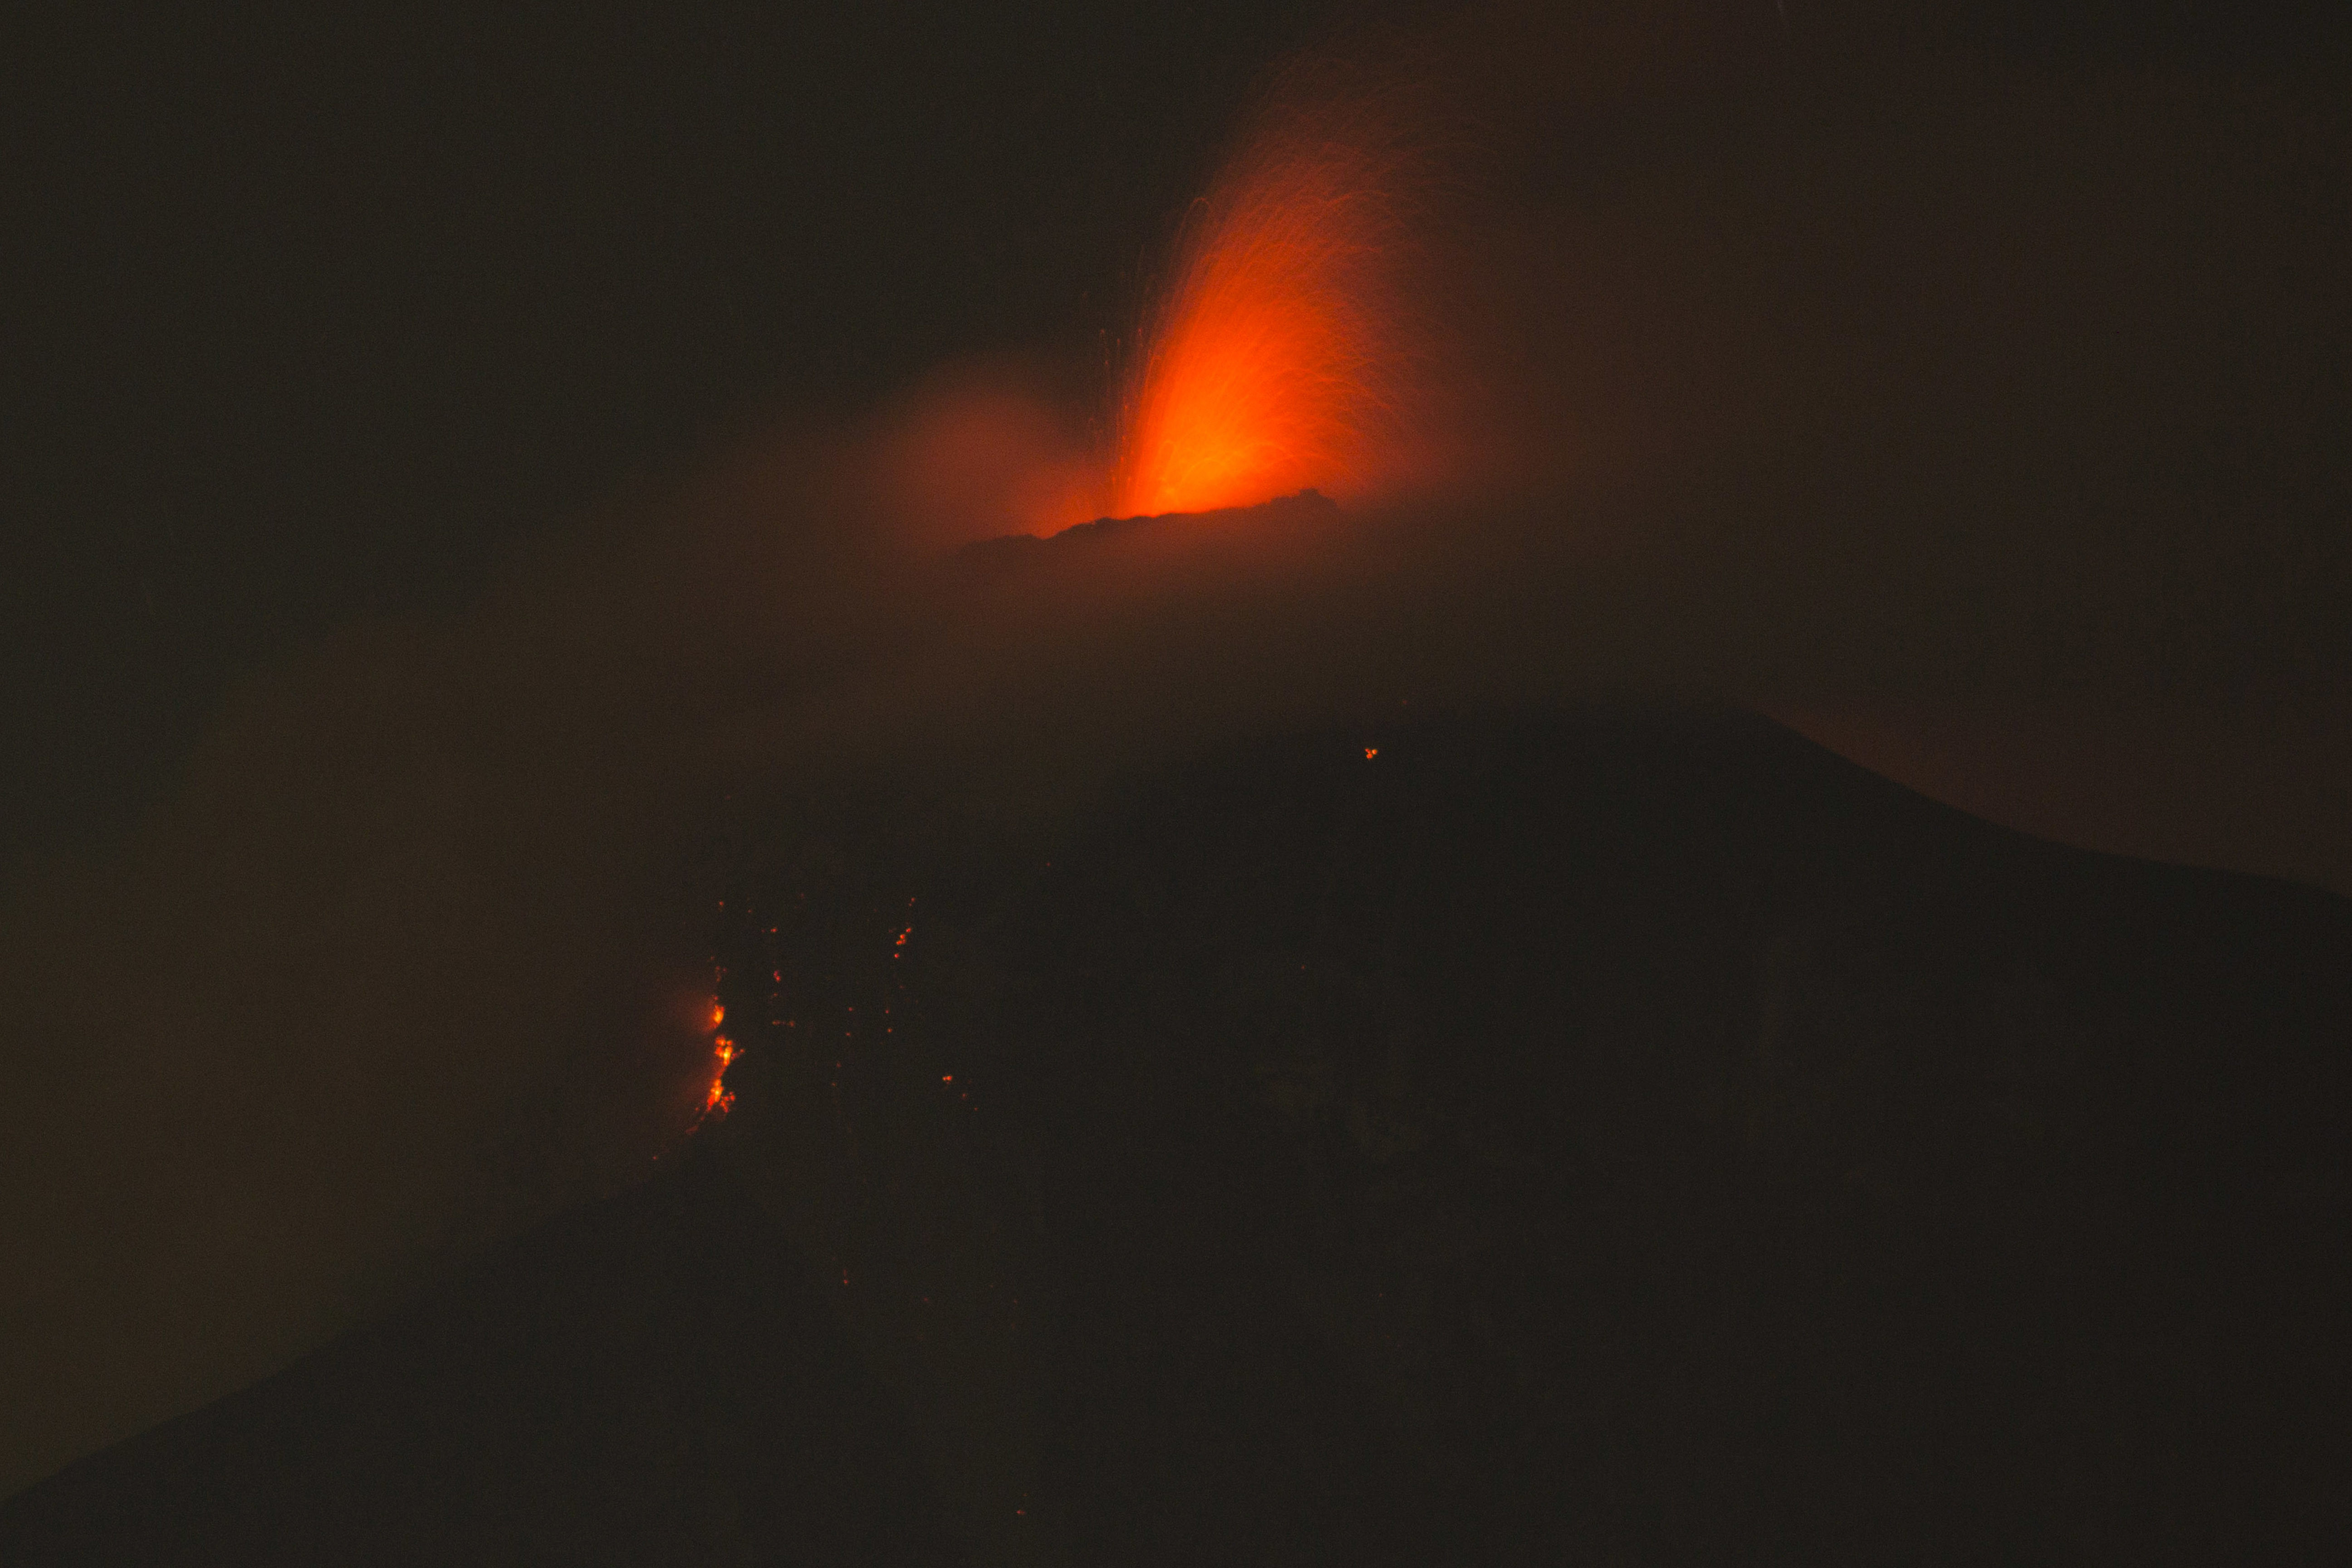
[4,1,2348,1497]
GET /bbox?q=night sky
[5,0,2349,1507]
[4,0,1356,877]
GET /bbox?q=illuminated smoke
[1112,74,1427,518]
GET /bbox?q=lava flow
[698,998,735,1123]
[1112,80,1423,519]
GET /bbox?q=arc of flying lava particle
[1112,81,1423,519]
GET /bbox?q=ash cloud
[5,2,2349,1495]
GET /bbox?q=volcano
[5,689,2346,1564]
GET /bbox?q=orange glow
[699,1033,735,1118]
[693,995,736,1127]
[1113,82,1421,517]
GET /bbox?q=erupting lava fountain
[1110,79,1427,519]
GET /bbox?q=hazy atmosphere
[5,0,2348,1510]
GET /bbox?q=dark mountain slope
[0,1147,953,1566]
[7,706,2346,1564]
[952,710,2352,1562]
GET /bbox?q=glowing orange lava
[696,996,736,1125]
[1113,85,1419,518]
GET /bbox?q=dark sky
[6,0,2347,886]
[3,0,1353,877]
[4,0,2349,1504]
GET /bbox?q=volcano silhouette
[6,695,2347,1562]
